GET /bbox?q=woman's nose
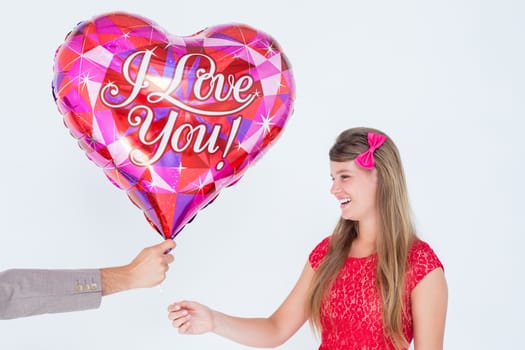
[330,181,339,195]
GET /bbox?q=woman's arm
[168,261,315,348]
[411,267,448,350]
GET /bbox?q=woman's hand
[166,261,314,347]
[168,300,215,334]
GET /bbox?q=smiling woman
[329,159,379,223]
[167,127,448,350]
[309,128,447,349]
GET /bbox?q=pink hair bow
[355,132,387,170]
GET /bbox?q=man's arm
[0,268,102,320]
[0,239,175,320]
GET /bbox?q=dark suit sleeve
[0,269,102,320]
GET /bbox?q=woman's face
[330,160,378,222]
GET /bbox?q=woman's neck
[349,218,379,258]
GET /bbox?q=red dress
[309,236,443,350]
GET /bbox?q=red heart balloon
[52,12,295,239]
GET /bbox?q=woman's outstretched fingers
[167,300,215,335]
[172,313,191,328]
[168,303,187,325]
[179,319,193,334]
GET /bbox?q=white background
[0,0,523,349]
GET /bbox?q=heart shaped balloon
[52,12,295,239]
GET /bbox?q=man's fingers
[152,239,176,254]
[164,253,175,264]
[161,239,176,250]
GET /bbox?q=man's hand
[101,239,176,295]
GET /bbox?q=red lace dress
[309,236,443,350]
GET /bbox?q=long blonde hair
[308,127,416,349]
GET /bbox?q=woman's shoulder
[407,238,444,291]
[408,239,441,263]
[308,235,331,269]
